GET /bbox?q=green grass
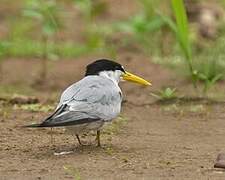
[2,39,104,59]
[103,116,127,135]
[0,84,36,96]
[171,0,192,61]
[171,0,196,87]
[17,103,55,112]
[2,0,225,97]
[151,87,178,101]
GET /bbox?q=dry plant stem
[160,27,172,56]
[40,35,48,84]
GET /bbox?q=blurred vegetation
[151,87,178,101]
[1,0,225,96]
[22,0,62,84]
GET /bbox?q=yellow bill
[122,71,151,86]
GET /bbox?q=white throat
[99,70,122,84]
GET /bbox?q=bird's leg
[75,134,83,145]
[96,130,101,147]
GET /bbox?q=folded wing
[30,76,122,127]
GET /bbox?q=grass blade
[171,0,192,60]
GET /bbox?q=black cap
[85,59,125,76]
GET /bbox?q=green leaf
[0,41,10,57]
[171,0,192,60]
[197,73,207,81]
[160,14,177,33]
[151,87,177,100]
[145,15,166,32]
[211,74,223,84]
[23,9,43,20]
[42,22,56,35]
[23,0,61,36]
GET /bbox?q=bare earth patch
[1,56,225,180]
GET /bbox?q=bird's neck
[99,71,121,85]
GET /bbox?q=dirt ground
[0,55,225,180]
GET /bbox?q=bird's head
[85,59,151,86]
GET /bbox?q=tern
[26,59,151,146]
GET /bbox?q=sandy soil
[1,56,225,180]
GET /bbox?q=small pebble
[214,153,225,169]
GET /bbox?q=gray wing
[39,76,122,127]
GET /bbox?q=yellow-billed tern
[26,59,151,146]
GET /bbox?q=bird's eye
[115,66,120,70]
[114,65,125,73]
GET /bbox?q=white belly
[65,121,104,135]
